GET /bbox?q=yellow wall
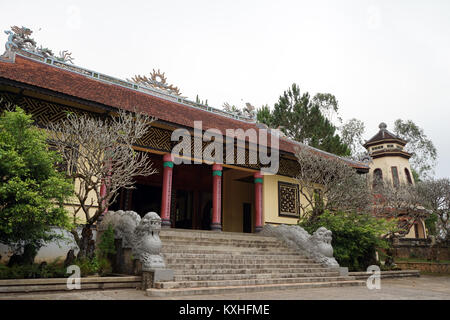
[262,174,300,226]
[222,169,255,233]
[369,155,414,187]
[404,219,427,239]
[62,177,98,225]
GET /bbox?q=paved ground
[1,275,449,300]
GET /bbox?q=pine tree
[257,84,350,156]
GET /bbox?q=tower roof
[363,122,407,149]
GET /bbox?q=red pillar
[96,180,108,225]
[161,153,174,228]
[211,164,223,231]
[254,172,263,232]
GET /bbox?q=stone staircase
[146,229,364,297]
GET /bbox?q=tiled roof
[0,53,369,171]
[364,122,406,148]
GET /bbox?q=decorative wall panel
[278,181,300,218]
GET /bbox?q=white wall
[0,227,88,264]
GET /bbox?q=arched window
[405,168,413,185]
[373,168,383,188]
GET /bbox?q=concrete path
[1,275,449,300]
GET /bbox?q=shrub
[0,259,67,279]
[74,256,100,277]
[300,211,396,271]
[97,224,116,258]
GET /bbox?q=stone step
[349,270,421,280]
[171,271,341,282]
[172,267,335,276]
[146,280,365,297]
[161,242,300,254]
[162,252,306,260]
[161,245,300,255]
[160,236,283,246]
[155,275,356,289]
[160,229,277,242]
[164,257,314,265]
[162,239,287,249]
[0,276,141,293]
[168,263,322,270]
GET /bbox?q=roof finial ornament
[379,122,387,130]
[128,69,182,96]
[1,26,74,63]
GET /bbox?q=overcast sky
[1,0,449,178]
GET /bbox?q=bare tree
[417,178,450,242]
[294,147,371,222]
[372,182,429,239]
[47,109,157,258]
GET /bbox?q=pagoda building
[364,123,426,239]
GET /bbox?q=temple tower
[364,122,415,189]
[364,123,426,238]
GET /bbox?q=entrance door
[174,190,193,229]
[243,203,252,233]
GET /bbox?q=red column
[254,172,263,232]
[211,164,223,231]
[96,180,108,225]
[160,153,174,228]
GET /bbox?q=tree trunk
[7,243,38,266]
[76,225,96,260]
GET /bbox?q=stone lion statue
[132,212,166,271]
[98,210,141,248]
[261,224,339,268]
[97,210,165,271]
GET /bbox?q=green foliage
[340,118,366,158]
[74,254,112,277]
[0,260,67,279]
[74,256,100,276]
[73,225,116,277]
[97,224,116,258]
[411,168,421,183]
[256,104,274,127]
[0,107,74,258]
[256,84,350,156]
[394,119,437,179]
[425,212,438,236]
[94,224,116,276]
[300,211,396,271]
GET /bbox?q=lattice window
[278,181,300,218]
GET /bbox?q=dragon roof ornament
[1,26,74,64]
[128,69,182,97]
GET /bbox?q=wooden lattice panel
[278,158,301,177]
[137,127,172,152]
[278,181,300,218]
[0,91,90,127]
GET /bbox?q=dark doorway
[243,203,252,233]
[130,184,162,217]
[174,190,193,229]
[200,197,212,230]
